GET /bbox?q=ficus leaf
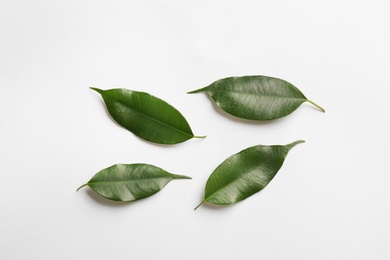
[195,140,304,209]
[91,88,205,144]
[77,164,191,202]
[188,75,325,120]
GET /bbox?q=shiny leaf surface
[188,75,324,120]
[195,140,304,209]
[78,164,191,202]
[91,88,205,144]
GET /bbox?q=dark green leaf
[91,88,205,144]
[77,163,191,202]
[188,75,325,120]
[195,140,304,209]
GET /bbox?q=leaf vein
[114,100,194,138]
[90,177,170,185]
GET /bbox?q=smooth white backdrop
[1,1,389,259]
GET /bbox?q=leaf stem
[76,183,88,191]
[193,135,207,139]
[307,100,325,113]
[194,201,204,210]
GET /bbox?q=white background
[1,1,389,259]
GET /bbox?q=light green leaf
[77,164,191,202]
[188,75,324,120]
[195,140,304,209]
[91,88,205,144]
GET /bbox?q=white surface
[1,1,389,259]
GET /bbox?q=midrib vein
[91,177,170,185]
[224,90,306,100]
[114,100,193,138]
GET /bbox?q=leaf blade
[196,140,304,209]
[91,88,203,144]
[188,75,324,120]
[78,163,191,202]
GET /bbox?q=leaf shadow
[194,188,235,212]
[199,94,290,126]
[194,180,267,212]
[201,203,233,211]
[85,189,136,208]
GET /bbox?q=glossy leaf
[91,88,205,144]
[195,140,304,209]
[77,163,191,202]
[188,75,325,120]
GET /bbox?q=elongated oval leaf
[77,163,191,202]
[195,140,304,209]
[188,75,325,120]
[91,88,205,144]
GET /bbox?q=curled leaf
[195,140,304,209]
[77,164,191,202]
[91,88,205,144]
[188,75,324,120]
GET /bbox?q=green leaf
[195,140,304,209]
[77,163,191,202]
[91,88,205,144]
[188,75,325,120]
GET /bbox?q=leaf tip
[287,140,305,150]
[90,87,104,94]
[173,174,192,180]
[187,87,207,94]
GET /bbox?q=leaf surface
[195,140,304,209]
[188,75,324,120]
[91,88,204,144]
[78,164,191,202]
